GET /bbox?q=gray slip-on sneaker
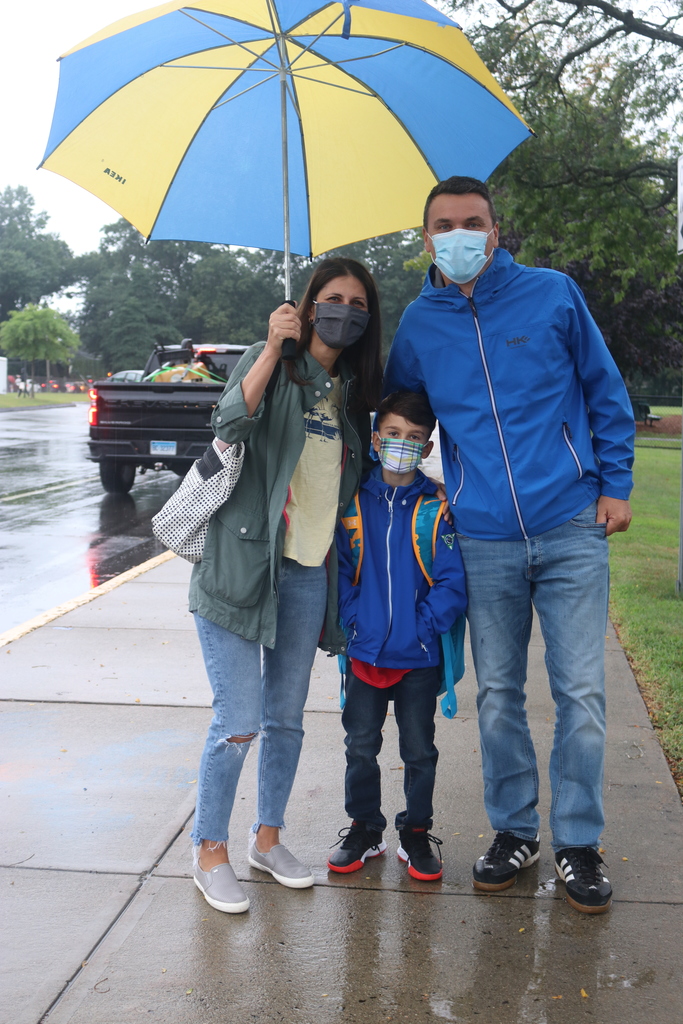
[248,841,315,888]
[194,861,250,913]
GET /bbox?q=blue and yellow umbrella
[41,0,531,273]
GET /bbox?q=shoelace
[330,824,377,850]
[404,831,443,854]
[484,832,520,864]
[561,847,607,886]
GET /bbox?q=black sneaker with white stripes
[555,847,612,914]
[472,831,540,891]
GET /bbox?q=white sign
[679,154,683,255]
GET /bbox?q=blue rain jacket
[336,466,467,670]
[384,249,635,541]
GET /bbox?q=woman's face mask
[428,227,494,284]
[312,301,370,349]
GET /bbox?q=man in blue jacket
[384,176,634,914]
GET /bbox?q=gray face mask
[312,301,370,349]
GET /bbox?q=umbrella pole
[279,61,298,360]
[280,68,291,302]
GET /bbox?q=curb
[0,550,176,648]
[0,402,79,412]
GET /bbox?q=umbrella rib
[304,36,531,128]
[301,43,440,183]
[163,64,277,73]
[294,43,406,72]
[285,78,302,121]
[212,72,279,110]
[291,74,373,97]
[286,11,345,69]
[179,9,279,70]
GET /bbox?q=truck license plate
[150,441,177,456]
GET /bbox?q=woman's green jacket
[189,343,371,653]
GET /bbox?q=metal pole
[677,372,683,595]
[279,65,291,301]
[677,155,683,594]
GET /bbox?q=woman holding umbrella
[190,257,382,914]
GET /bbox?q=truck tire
[99,461,136,494]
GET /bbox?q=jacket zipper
[452,443,465,506]
[467,294,528,540]
[562,422,583,479]
[341,381,362,466]
[379,487,396,656]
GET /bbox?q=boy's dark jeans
[342,665,441,833]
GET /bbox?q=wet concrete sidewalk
[1,554,681,1024]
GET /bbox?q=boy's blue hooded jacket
[336,466,467,670]
[384,250,635,541]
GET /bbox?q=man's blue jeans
[342,665,442,833]
[457,502,609,851]
[191,558,327,845]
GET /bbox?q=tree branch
[495,0,683,48]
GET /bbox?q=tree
[75,222,191,368]
[0,305,79,395]
[445,0,683,379]
[0,186,75,320]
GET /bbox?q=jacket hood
[420,247,525,307]
[362,464,437,503]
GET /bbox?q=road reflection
[0,405,181,632]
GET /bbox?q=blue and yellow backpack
[339,492,466,719]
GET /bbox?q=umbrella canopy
[41,0,531,258]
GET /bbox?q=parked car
[108,369,145,383]
[39,379,65,393]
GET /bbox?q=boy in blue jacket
[328,392,467,881]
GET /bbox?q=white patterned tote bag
[152,439,244,562]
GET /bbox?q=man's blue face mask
[428,227,494,285]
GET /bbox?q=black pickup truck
[88,342,247,492]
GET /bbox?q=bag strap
[264,362,282,401]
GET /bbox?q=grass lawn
[0,392,90,409]
[609,446,683,795]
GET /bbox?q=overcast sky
[2,0,453,257]
[1,1,160,255]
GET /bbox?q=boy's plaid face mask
[378,437,424,474]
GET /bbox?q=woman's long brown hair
[286,257,383,413]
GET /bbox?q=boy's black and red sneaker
[397,827,443,880]
[555,847,612,914]
[472,831,540,891]
[328,821,387,873]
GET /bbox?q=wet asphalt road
[0,404,182,633]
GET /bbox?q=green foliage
[608,447,683,790]
[448,0,683,376]
[75,222,189,368]
[0,304,79,362]
[0,304,79,394]
[0,186,75,320]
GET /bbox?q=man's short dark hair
[423,176,498,229]
[377,391,436,436]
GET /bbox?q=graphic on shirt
[304,402,342,442]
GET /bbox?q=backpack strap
[340,494,363,585]
[411,494,447,585]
